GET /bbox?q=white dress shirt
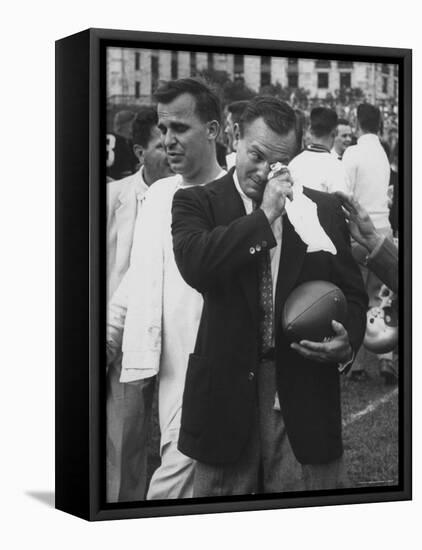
[342,133,391,230]
[288,149,350,194]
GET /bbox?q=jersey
[106,132,138,181]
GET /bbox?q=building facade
[107,47,398,105]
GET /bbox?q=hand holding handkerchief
[269,162,337,255]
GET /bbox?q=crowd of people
[105,78,399,503]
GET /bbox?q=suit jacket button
[256,244,262,252]
[262,240,268,248]
[249,247,256,255]
[248,371,255,381]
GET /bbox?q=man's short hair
[113,109,136,132]
[310,107,338,138]
[227,100,249,124]
[357,103,381,134]
[153,77,222,125]
[132,106,158,148]
[337,118,351,127]
[239,96,296,138]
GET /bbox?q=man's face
[142,127,173,184]
[334,124,352,155]
[235,117,297,203]
[157,93,214,179]
[224,112,236,152]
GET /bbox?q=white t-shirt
[342,134,391,230]
[288,149,350,194]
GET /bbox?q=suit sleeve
[171,187,276,293]
[366,237,398,293]
[329,200,369,354]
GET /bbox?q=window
[315,59,331,68]
[337,61,353,69]
[190,52,197,76]
[135,52,140,71]
[260,56,271,87]
[151,54,159,94]
[318,72,329,88]
[234,54,244,78]
[135,81,140,98]
[288,73,298,88]
[382,76,388,94]
[171,51,178,79]
[340,72,351,88]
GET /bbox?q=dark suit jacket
[171,171,368,466]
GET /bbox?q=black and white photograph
[104,42,405,505]
[3,0,421,543]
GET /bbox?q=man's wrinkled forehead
[243,118,298,158]
[157,93,200,124]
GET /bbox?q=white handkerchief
[268,162,336,255]
[285,182,337,255]
[268,162,337,254]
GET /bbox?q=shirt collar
[233,170,254,210]
[357,133,380,145]
[306,143,331,154]
[136,166,149,195]
[179,169,226,189]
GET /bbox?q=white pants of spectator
[147,430,195,500]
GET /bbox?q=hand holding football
[282,280,348,342]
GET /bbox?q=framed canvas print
[55,28,412,521]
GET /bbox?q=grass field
[146,347,399,490]
[342,348,399,488]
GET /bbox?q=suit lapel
[209,170,246,225]
[274,216,307,336]
[209,171,259,325]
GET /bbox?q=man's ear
[232,122,241,151]
[207,120,220,141]
[133,144,145,164]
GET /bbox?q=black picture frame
[55,28,412,521]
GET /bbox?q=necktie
[258,250,273,354]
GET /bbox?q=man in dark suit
[171,96,368,496]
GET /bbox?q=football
[282,280,348,342]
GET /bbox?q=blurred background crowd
[106,50,399,232]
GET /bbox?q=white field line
[343,388,398,428]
